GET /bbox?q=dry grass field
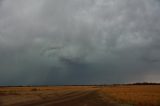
[101,85,160,106]
[0,85,159,106]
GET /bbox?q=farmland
[0,85,160,106]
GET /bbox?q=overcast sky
[0,0,160,85]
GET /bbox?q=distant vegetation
[130,82,160,85]
[0,82,160,87]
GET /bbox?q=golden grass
[0,86,95,92]
[101,85,160,106]
[0,86,96,105]
[1,85,160,106]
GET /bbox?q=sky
[0,0,160,85]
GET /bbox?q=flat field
[0,85,160,106]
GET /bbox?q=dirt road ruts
[8,90,117,106]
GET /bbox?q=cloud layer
[0,0,160,85]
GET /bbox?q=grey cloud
[0,0,160,85]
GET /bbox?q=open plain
[0,85,160,106]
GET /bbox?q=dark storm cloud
[0,0,160,85]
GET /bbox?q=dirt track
[1,85,160,106]
[8,90,117,106]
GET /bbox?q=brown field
[0,85,160,106]
[101,85,160,106]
